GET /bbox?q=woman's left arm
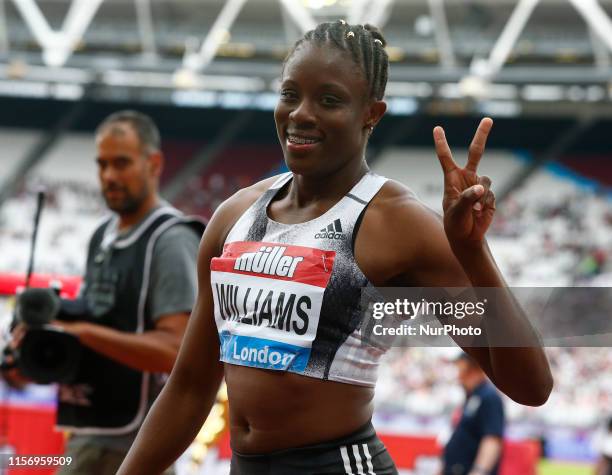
[432,118,553,406]
[359,118,552,406]
[446,236,553,406]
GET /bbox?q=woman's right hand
[433,118,496,250]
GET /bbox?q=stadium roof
[0,0,611,116]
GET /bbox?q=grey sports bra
[211,171,390,386]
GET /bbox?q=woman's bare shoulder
[369,178,439,221]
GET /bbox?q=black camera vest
[56,206,204,434]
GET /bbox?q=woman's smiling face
[274,42,384,178]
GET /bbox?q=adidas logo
[314,219,343,240]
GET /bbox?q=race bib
[211,241,335,372]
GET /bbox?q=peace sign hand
[433,118,496,247]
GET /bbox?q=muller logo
[314,219,343,240]
[233,246,304,278]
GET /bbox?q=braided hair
[283,20,389,101]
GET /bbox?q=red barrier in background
[0,275,71,474]
[379,434,540,475]
[0,274,80,299]
[0,404,65,475]
[380,433,441,468]
[500,440,541,475]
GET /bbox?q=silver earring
[346,31,355,39]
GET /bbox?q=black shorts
[229,421,398,475]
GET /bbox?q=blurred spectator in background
[595,417,612,475]
[51,111,203,475]
[441,353,505,475]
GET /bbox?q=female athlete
[118,20,553,475]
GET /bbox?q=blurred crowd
[375,170,612,434]
[0,176,105,276]
[375,346,611,431]
[489,186,611,287]
[174,172,255,218]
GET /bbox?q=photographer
[4,110,203,475]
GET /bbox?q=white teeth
[288,134,320,145]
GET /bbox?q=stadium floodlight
[11,0,104,68]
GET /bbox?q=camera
[1,288,86,384]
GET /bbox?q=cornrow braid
[283,20,389,101]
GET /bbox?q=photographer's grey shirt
[66,207,201,453]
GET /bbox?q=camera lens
[18,328,81,384]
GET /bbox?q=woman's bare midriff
[225,363,375,454]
